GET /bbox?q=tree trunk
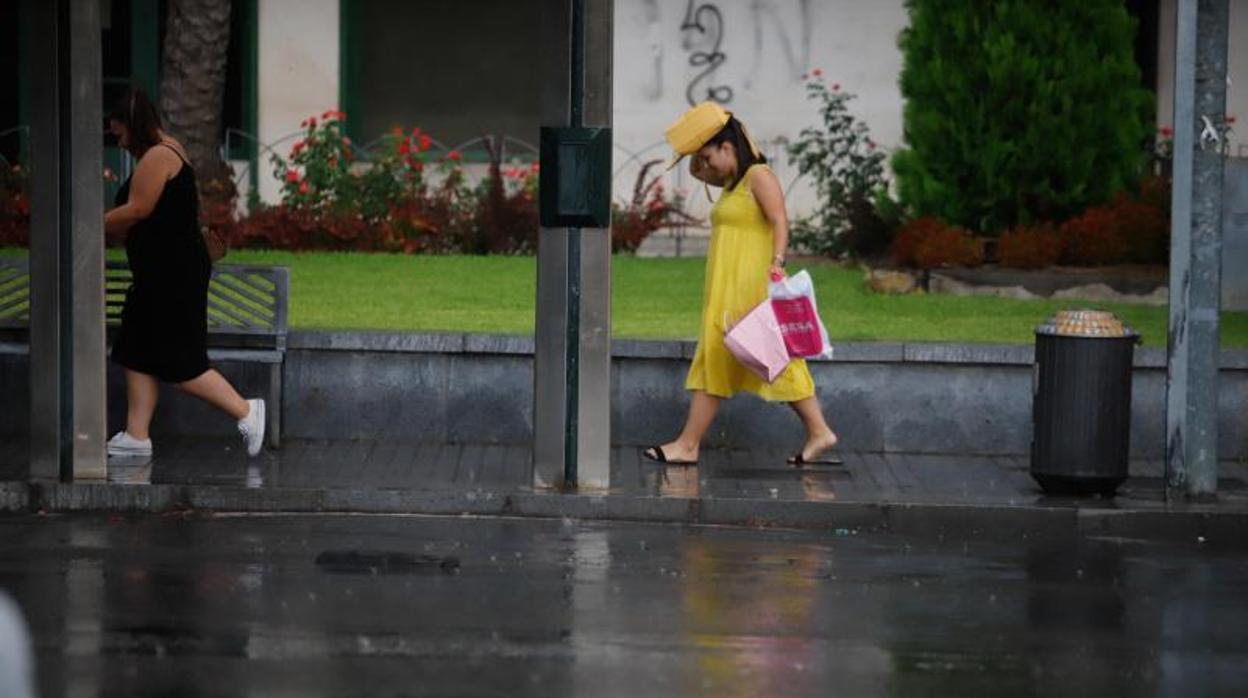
[159,0,233,200]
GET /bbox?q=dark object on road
[314,550,460,575]
[1031,310,1140,496]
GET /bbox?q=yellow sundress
[685,164,816,401]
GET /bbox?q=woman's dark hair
[108,86,162,156]
[704,115,767,190]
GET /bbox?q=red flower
[286,169,300,183]
[419,134,433,151]
[832,83,841,92]
[413,161,425,173]
[812,68,823,77]
[411,127,423,137]
[298,180,310,194]
[1160,126,1174,138]
[398,139,411,155]
[322,110,332,120]
[308,116,318,129]
[342,136,351,146]
[529,162,540,173]
[392,126,404,137]
[1228,115,1237,125]
[300,119,308,128]
[448,150,462,162]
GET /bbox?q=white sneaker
[238,399,266,457]
[107,431,152,458]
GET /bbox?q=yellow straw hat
[664,102,764,170]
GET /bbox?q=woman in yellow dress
[644,103,839,466]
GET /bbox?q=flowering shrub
[787,73,895,258]
[997,223,1062,269]
[611,160,698,253]
[1058,176,1170,266]
[1,164,124,248]
[466,138,539,254]
[0,164,29,247]
[890,216,982,269]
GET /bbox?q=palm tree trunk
[159,0,233,198]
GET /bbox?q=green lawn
[5,248,1247,347]
[225,251,1248,347]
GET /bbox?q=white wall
[248,0,909,217]
[1157,0,1248,155]
[256,0,340,203]
[612,0,909,223]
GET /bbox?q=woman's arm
[104,147,176,235]
[750,166,789,278]
[688,153,723,187]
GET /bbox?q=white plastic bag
[768,269,834,360]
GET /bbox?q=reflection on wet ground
[1,513,1246,697]
[5,437,1245,510]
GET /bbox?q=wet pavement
[1,512,1246,697]
[3,437,1246,510]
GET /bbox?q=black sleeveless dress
[111,144,212,383]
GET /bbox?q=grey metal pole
[534,0,613,490]
[67,0,108,479]
[1166,0,1227,500]
[25,0,106,482]
[25,0,64,481]
[576,0,615,490]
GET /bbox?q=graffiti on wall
[635,1,816,105]
[681,1,734,105]
[744,0,812,90]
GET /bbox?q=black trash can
[1031,310,1140,496]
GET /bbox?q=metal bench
[0,257,288,447]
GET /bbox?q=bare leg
[789,396,838,460]
[124,370,160,440]
[648,391,721,463]
[175,369,250,421]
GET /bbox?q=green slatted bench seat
[0,257,288,447]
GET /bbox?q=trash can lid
[1036,309,1139,338]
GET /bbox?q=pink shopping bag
[769,270,834,360]
[771,295,824,358]
[724,299,792,383]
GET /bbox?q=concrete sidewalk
[1,438,1246,543]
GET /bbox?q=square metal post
[534,0,613,490]
[25,0,107,481]
[25,0,63,481]
[1166,0,1227,499]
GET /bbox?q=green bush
[892,0,1154,235]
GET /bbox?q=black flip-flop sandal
[787,452,844,466]
[643,445,698,466]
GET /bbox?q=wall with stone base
[3,332,1245,459]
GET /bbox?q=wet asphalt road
[0,513,1245,698]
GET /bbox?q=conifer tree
[892,0,1154,234]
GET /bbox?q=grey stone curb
[6,481,1247,545]
[284,330,1248,368]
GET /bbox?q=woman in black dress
[103,87,265,458]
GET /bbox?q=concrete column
[25,0,107,481]
[534,0,614,490]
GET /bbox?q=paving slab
[1,439,1247,544]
